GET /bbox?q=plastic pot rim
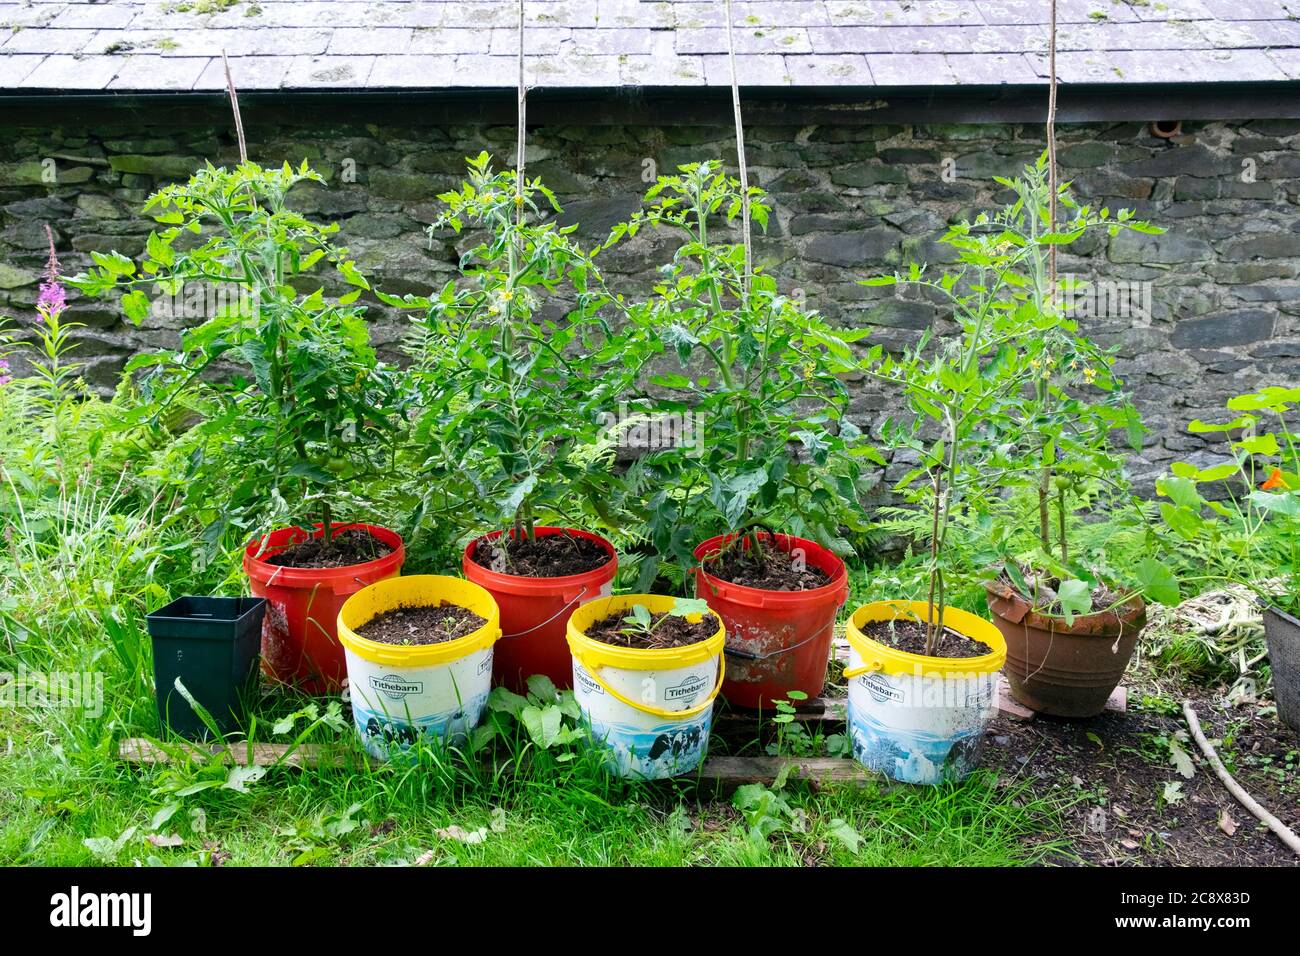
[463,526,617,596]
[337,574,501,668]
[693,531,849,608]
[845,600,1007,677]
[566,593,725,671]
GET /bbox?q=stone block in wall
[830,163,907,187]
[1170,309,1276,349]
[74,194,126,220]
[803,227,901,267]
[1219,234,1298,261]
[1108,230,1212,264]
[1120,145,1237,179]
[0,263,39,290]
[0,162,95,186]
[368,170,446,202]
[106,155,203,178]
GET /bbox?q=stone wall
[2,110,1298,485]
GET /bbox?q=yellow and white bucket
[566,594,725,779]
[337,575,501,760]
[844,601,1006,785]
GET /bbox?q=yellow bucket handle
[578,653,725,720]
[842,660,883,679]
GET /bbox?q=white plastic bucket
[337,575,501,760]
[844,601,1006,785]
[566,595,725,779]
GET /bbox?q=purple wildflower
[0,356,10,387]
[36,224,66,323]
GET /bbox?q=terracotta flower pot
[984,578,1145,718]
[1263,604,1300,733]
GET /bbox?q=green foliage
[1157,386,1300,614]
[607,161,882,587]
[766,690,851,757]
[480,675,586,755]
[391,153,624,541]
[68,160,406,550]
[618,596,712,641]
[864,155,1177,639]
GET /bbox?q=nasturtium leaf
[1134,558,1179,606]
[1057,579,1093,626]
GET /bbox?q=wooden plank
[118,738,362,769]
[715,696,846,729]
[696,756,874,793]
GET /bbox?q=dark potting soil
[355,602,486,646]
[586,608,716,650]
[264,528,392,569]
[863,618,991,660]
[470,532,610,578]
[704,539,831,591]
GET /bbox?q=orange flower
[1260,468,1290,491]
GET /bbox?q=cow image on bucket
[843,601,1006,786]
[336,575,500,760]
[566,594,725,780]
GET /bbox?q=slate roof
[1,0,1299,93]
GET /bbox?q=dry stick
[515,0,527,225]
[1039,0,1060,561]
[723,0,753,299]
[222,51,248,164]
[1182,700,1300,856]
[510,0,531,543]
[724,0,761,552]
[1046,0,1058,293]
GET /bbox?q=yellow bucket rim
[337,575,501,667]
[566,594,725,671]
[845,600,1006,677]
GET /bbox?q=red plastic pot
[463,526,617,693]
[694,532,848,710]
[243,523,405,694]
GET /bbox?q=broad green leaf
[1134,558,1179,606]
[1057,579,1093,625]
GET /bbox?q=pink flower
[0,356,10,387]
[36,224,66,323]
[37,281,65,317]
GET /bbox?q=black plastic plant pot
[1264,605,1300,734]
[146,596,267,740]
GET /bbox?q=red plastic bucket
[694,532,848,710]
[463,526,617,692]
[243,523,405,694]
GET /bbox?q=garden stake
[723,0,758,467]
[1046,0,1058,300]
[222,50,247,165]
[724,0,752,302]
